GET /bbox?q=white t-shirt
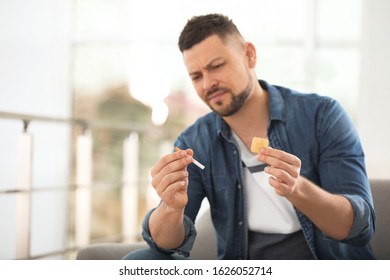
[232,132,301,234]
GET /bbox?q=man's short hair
[178,13,243,52]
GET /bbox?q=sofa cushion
[370,179,390,259]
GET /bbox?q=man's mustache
[206,87,231,99]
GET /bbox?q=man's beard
[206,81,252,117]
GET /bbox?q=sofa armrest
[76,242,147,260]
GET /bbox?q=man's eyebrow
[205,57,224,68]
[189,57,224,76]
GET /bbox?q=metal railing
[0,111,166,259]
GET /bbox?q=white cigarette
[175,146,205,170]
[192,158,205,170]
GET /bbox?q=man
[124,13,376,260]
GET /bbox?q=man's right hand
[150,148,194,211]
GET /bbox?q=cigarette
[175,147,205,170]
[191,158,205,170]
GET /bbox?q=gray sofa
[76,179,390,260]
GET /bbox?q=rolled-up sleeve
[342,194,376,245]
[141,208,197,257]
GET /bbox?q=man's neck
[224,82,269,150]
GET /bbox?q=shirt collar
[259,80,286,123]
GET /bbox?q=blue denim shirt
[142,80,376,260]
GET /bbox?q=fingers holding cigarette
[150,149,193,210]
[175,147,205,170]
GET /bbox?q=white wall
[0,0,72,259]
[358,0,390,179]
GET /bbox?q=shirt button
[237,184,241,189]
[238,220,243,226]
[233,150,237,155]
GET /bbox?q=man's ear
[244,42,257,68]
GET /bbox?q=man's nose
[202,74,217,91]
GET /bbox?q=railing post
[75,129,92,247]
[16,121,33,259]
[121,132,139,242]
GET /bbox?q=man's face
[183,34,254,117]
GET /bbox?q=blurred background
[0,0,389,259]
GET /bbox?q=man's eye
[213,63,223,69]
[191,76,201,81]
